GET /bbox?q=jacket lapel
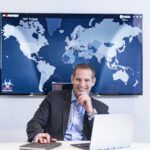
[62,90,71,136]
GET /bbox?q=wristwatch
[87,111,95,120]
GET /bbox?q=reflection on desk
[0,141,150,150]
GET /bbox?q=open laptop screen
[71,114,135,150]
[90,114,135,150]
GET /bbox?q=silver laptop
[90,114,135,150]
[72,114,135,150]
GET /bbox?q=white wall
[0,0,150,143]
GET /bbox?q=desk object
[19,142,62,150]
[0,142,150,150]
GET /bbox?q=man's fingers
[45,133,50,143]
[50,138,57,142]
[78,93,93,112]
[34,133,58,143]
[78,93,90,104]
[43,138,48,143]
[35,136,39,143]
[35,133,43,143]
[83,101,87,107]
[34,133,51,143]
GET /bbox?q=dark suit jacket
[27,90,109,142]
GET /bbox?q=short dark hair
[73,63,96,78]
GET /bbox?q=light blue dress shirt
[64,90,85,141]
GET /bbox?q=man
[27,64,109,143]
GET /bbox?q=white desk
[0,141,150,150]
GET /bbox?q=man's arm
[88,98,109,126]
[26,90,67,143]
[26,96,51,142]
[83,98,109,140]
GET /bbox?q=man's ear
[71,75,73,83]
[92,77,96,86]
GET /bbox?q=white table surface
[0,141,150,150]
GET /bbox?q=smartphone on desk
[71,143,90,150]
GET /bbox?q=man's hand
[78,92,94,113]
[34,133,57,143]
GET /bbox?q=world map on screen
[1,13,142,95]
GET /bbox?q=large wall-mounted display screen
[0,13,142,95]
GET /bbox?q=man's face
[71,68,96,98]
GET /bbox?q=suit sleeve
[88,99,109,123]
[26,96,51,142]
[84,99,109,140]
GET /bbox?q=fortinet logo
[3,14,19,17]
[120,15,131,19]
